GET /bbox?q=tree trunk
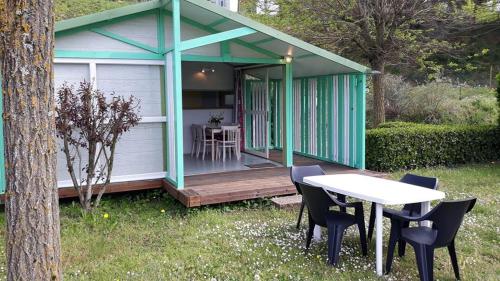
[371,60,386,127]
[1,0,62,280]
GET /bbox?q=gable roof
[55,0,370,76]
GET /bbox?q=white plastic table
[303,174,445,276]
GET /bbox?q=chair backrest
[221,125,239,142]
[191,124,199,141]
[290,165,326,194]
[298,183,334,227]
[193,125,204,141]
[400,174,439,215]
[427,198,476,247]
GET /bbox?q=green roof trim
[54,0,370,73]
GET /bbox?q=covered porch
[162,0,371,190]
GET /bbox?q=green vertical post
[172,0,184,188]
[321,77,327,158]
[349,74,356,166]
[245,80,252,149]
[337,75,344,164]
[282,63,293,166]
[0,74,5,194]
[316,78,322,158]
[276,81,281,148]
[327,76,334,161]
[324,77,329,157]
[297,79,306,152]
[267,80,272,148]
[356,74,366,169]
[303,78,309,154]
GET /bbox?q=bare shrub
[55,81,141,212]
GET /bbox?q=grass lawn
[0,163,498,280]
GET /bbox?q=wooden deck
[164,152,384,207]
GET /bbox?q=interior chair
[367,174,438,257]
[190,124,200,157]
[196,125,213,160]
[290,165,326,229]
[385,198,476,281]
[299,183,367,266]
[216,125,240,162]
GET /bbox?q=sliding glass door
[244,76,269,159]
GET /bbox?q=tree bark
[1,0,62,280]
[371,60,386,127]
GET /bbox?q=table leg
[375,203,383,276]
[420,201,431,227]
[313,225,321,241]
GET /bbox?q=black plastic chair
[299,183,367,266]
[385,198,476,281]
[290,165,326,229]
[367,174,439,257]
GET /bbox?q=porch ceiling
[171,0,370,77]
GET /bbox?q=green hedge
[377,121,419,129]
[366,124,500,172]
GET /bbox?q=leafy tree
[55,0,142,21]
[0,0,62,279]
[55,82,141,212]
[241,0,479,126]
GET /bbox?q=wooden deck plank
[165,152,385,207]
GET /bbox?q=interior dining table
[303,174,445,277]
[205,124,240,162]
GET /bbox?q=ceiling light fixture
[201,67,215,73]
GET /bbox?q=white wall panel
[229,42,270,59]
[112,123,165,176]
[56,31,149,53]
[104,14,158,48]
[54,63,90,88]
[96,64,163,117]
[54,63,90,183]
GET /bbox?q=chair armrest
[325,191,362,209]
[391,212,429,222]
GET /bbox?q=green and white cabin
[0,0,370,192]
